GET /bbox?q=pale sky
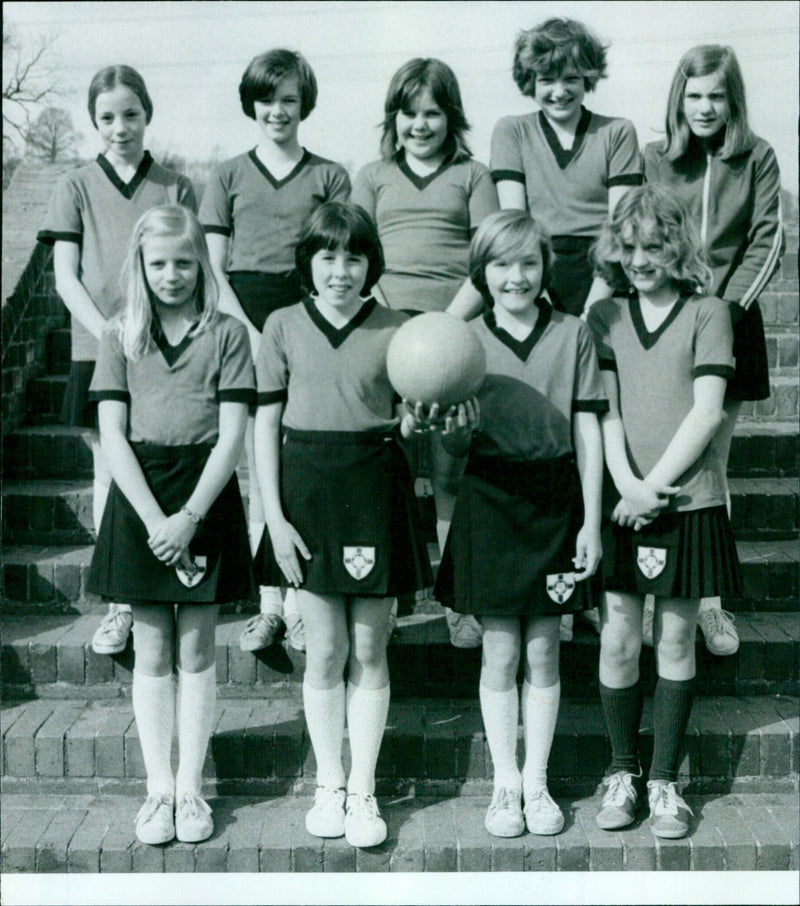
[5,0,799,193]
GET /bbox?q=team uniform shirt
[89,313,255,446]
[199,149,351,273]
[351,155,498,312]
[643,136,785,312]
[490,108,642,238]
[256,298,407,431]
[587,293,735,513]
[471,301,608,462]
[37,153,197,362]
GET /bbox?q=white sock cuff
[133,670,173,689]
[177,663,216,683]
[259,585,284,616]
[304,679,346,702]
[346,683,391,707]
[699,597,721,611]
[522,679,561,704]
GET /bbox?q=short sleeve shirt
[351,156,498,312]
[490,108,642,237]
[90,313,255,446]
[587,293,735,512]
[256,298,407,432]
[37,153,197,361]
[199,149,351,273]
[470,301,608,462]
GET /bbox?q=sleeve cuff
[37,230,82,245]
[572,399,610,413]
[598,358,618,372]
[693,364,735,379]
[202,224,232,237]
[490,169,525,185]
[607,174,644,188]
[89,390,130,403]
[257,389,288,406]
[218,388,257,404]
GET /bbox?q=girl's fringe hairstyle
[592,184,713,295]
[239,48,318,120]
[295,202,384,295]
[118,205,218,361]
[664,44,752,162]
[513,18,607,96]
[88,65,153,127]
[469,210,554,307]
[380,58,472,163]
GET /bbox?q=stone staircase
[1,183,798,874]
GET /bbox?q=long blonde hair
[117,205,218,361]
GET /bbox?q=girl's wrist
[179,505,204,524]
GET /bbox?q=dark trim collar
[396,151,453,190]
[96,151,153,199]
[629,289,691,350]
[538,107,592,169]
[483,298,552,361]
[151,316,199,366]
[304,296,377,349]
[248,148,310,189]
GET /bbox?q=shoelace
[348,793,379,819]
[700,608,736,636]
[603,772,637,807]
[136,794,173,823]
[102,610,129,632]
[526,787,557,809]
[316,787,345,810]
[488,787,519,813]
[649,783,693,817]
[178,792,211,819]
[245,613,280,632]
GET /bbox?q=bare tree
[24,106,82,163]
[3,24,61,148]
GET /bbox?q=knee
[348,629,386,675]
[177,634,215,674]
[525,636,560,686]
[133,635,173,676]
[656,625,695,668]
[307,636,348,681]
[482,637,520,684]
[600,626,640,672]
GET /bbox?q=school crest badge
[343,546,375,580]
[176,554,207,588]
[637,547,667,579]
[546,573,575,604]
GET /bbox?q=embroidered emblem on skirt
[546,572,575,604]
[343,546,376,580]
[637,546,667,579]
[176,554,208,588]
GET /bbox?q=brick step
[4,422,798,481]
[46,328,70,376]
[2,612,797,700]
[25,373,67,423]
[3,538,797,616]
[4,476,796,547]
[1,694,797,796]
[1,790,796,874]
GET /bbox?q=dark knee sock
[649,676,693,783]
[599,680,643,773]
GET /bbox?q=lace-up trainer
[175,792,214,842]
[284,612,306,652]
[524,787,564,835]
[596,769,643,830]
[238,613,284,652]
[484,787,525,837]
[446,610,483,648]
[344,793,387,847]
[135,794,175,845]
[647,780,693,838]
[91,605,133,655]
[698,607,739,656]
[305,787,346,838]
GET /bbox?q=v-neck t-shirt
[37,152,197,361]
[470,301,608,462]
[256,298,407,432]
[351,156,498,312]
[199,149,351,274]
[89,313,255,446]
[490,108,642,238]
[587,293,735,512]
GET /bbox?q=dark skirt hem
[726,301,770,402]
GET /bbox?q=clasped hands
[613,478,681,531]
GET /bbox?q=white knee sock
[303,681,346,789]
[132,670,175,798]
[479,683,522,791]
[521,679,560,793]
[699,597,721,613]
[175,665,216,799]
[346,683,390,796]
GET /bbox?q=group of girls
[37,14,783,848]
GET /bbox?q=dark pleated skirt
[88,442,256,604]
[61,360,98,428]
[255,429,433,597]
[228,270,303,333]
[549,236,595,318]
[602,504,742,599]
[726,301,770,401]
[435,453,593,616]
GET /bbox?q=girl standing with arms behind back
[587,185,742,839]
[200,49,351,654]
[642,45,785,656]
[37,65,197,658]
[87,206,255,845]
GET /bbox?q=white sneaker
[524,787,565,835]
[559,614,573,642]
[91,605,133,655]
[484,787,524,838]
[135,794,175,845]
[446,610,482,648]
[647,780,693,839]
[698,607,739,656]
[344,793,387,847]
[642,596,654,648]
[238,613,283,652]
[175,792,213,843]
[305,786,346,838]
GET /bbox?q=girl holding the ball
[434,210,606,837]
[253,202,432,848]
[352,57,499,648]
